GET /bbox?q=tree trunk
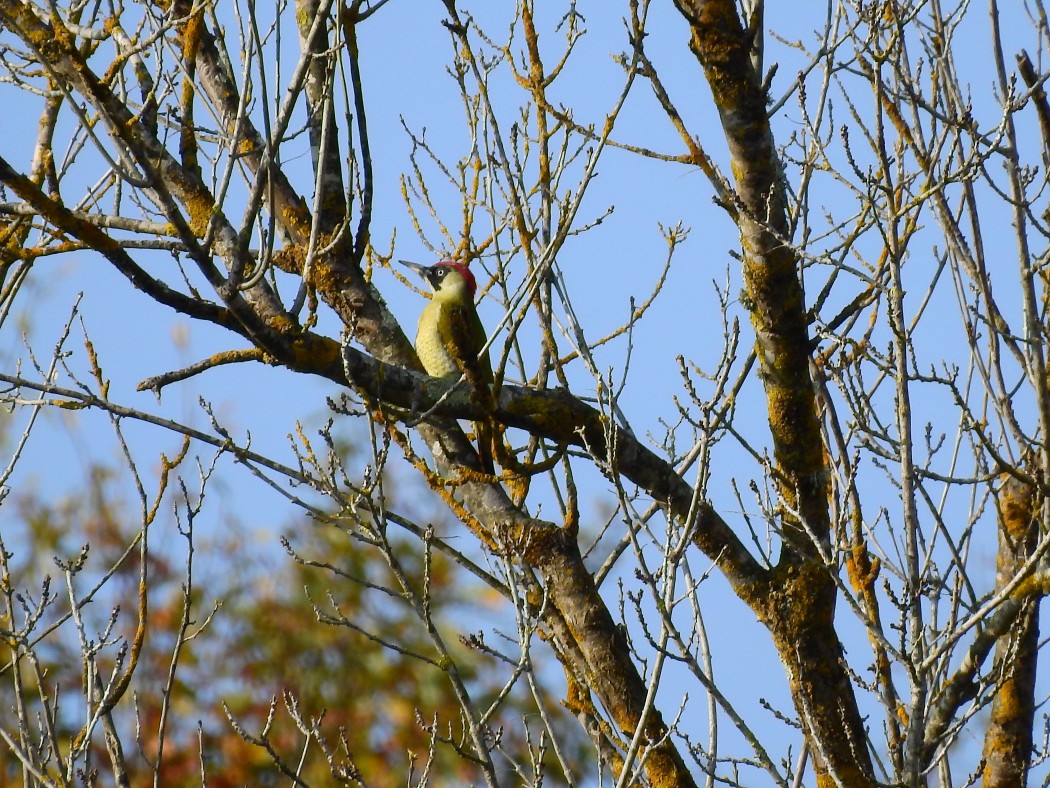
[982,476,1040,787]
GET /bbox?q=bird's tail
[474,419,496,476]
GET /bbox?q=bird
[399,259,495,474]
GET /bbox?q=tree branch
[340,341,763,588]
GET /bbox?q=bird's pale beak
[397,259,429,278]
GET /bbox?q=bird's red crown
[436,261,477,296]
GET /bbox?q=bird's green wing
[444,304,496,474]
[445,304,493,386]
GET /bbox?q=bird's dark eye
[435,268,446,279]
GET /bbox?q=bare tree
[2,0,1050,785]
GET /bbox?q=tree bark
[982,476,1041,787]
[671,2,875,783]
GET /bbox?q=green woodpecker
[399,259,495,474]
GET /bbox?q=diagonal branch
[0,155,237,333]
[340,342,763,588]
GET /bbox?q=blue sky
[2,1,1046,783]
